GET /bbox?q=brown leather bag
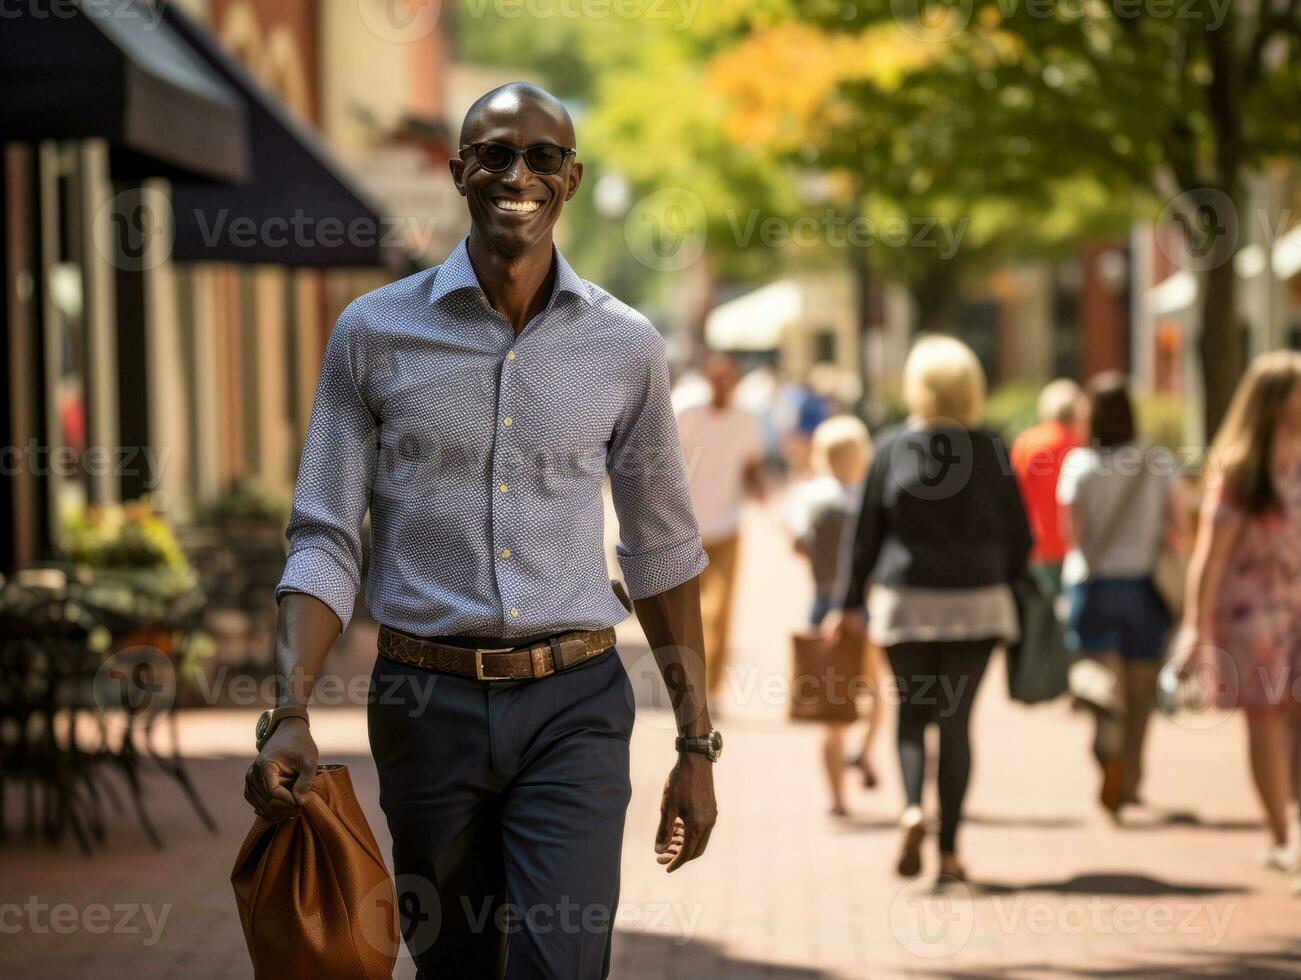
[789,630,861,723]
[231,764,398,980]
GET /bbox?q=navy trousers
[367,637,635,979]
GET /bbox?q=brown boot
[1099,757,1126,816]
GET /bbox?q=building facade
[2,0,455,572]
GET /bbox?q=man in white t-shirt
[676,355,765,701]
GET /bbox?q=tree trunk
[682,252,716,368]
[1197,256,1241,440]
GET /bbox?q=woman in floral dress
[1182,350,1301,875]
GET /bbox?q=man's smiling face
[450,87,582,258]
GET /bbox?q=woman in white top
[1057,372,1176,818]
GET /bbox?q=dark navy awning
[162,4,404,269]
[0,0,249,184]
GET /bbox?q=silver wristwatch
[675,729,723,762]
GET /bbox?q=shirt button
[510,608,519,618]
[502,417,512,426]
[500,548,511,558]
[499,484,509,493]
[507,350,516,360]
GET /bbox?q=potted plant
[60,500,209,663]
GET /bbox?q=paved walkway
[3,495,1300,978]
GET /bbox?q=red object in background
[1011,420,1082,563]
[60,394,86,453]
[1154,321,1183,395]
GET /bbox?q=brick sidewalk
[2,496,1299,978]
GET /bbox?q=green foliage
[983,385,1187,450]
[455,0,805,298]
[62,500,190,573]
[197,478,289,530]
[453,0,1300,423]
[815,0,1300,428]
[1135,391,1186,451]
[983,381,1041,442]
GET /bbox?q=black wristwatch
[255,706,310,752]
[676,729,723,762]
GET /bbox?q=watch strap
[257,705,310,751]
[676,732,719,759]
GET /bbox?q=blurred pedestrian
[735,361,785,477]
[1057,372,1176,819]
[777,366,836,476]
[670,365,710,414]
[785,415,884,815]
[677,354,766,703]
[1178,350,1301,874]
[1011,379,1084,592]
[824,335,1032,880]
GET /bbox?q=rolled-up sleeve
[606,331,709,600]
[275,307,377,631]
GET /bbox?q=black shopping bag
[1006,568,1070,705]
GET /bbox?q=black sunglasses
[459,141,576,176]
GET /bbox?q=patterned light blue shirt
[276,238,709,637]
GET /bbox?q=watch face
[707,730,723,758]
[255,711,272,744]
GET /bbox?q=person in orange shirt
[1010,379,1085,591]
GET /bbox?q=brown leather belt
[377,625,617,681]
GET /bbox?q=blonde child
[787,415,883,815]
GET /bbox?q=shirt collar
[428,237,592,309]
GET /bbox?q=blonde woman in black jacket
[824,335,1032,881]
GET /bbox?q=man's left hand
[655,752,717,872]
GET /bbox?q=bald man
[245,83,720,978]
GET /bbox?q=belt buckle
[474,646,516,681]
